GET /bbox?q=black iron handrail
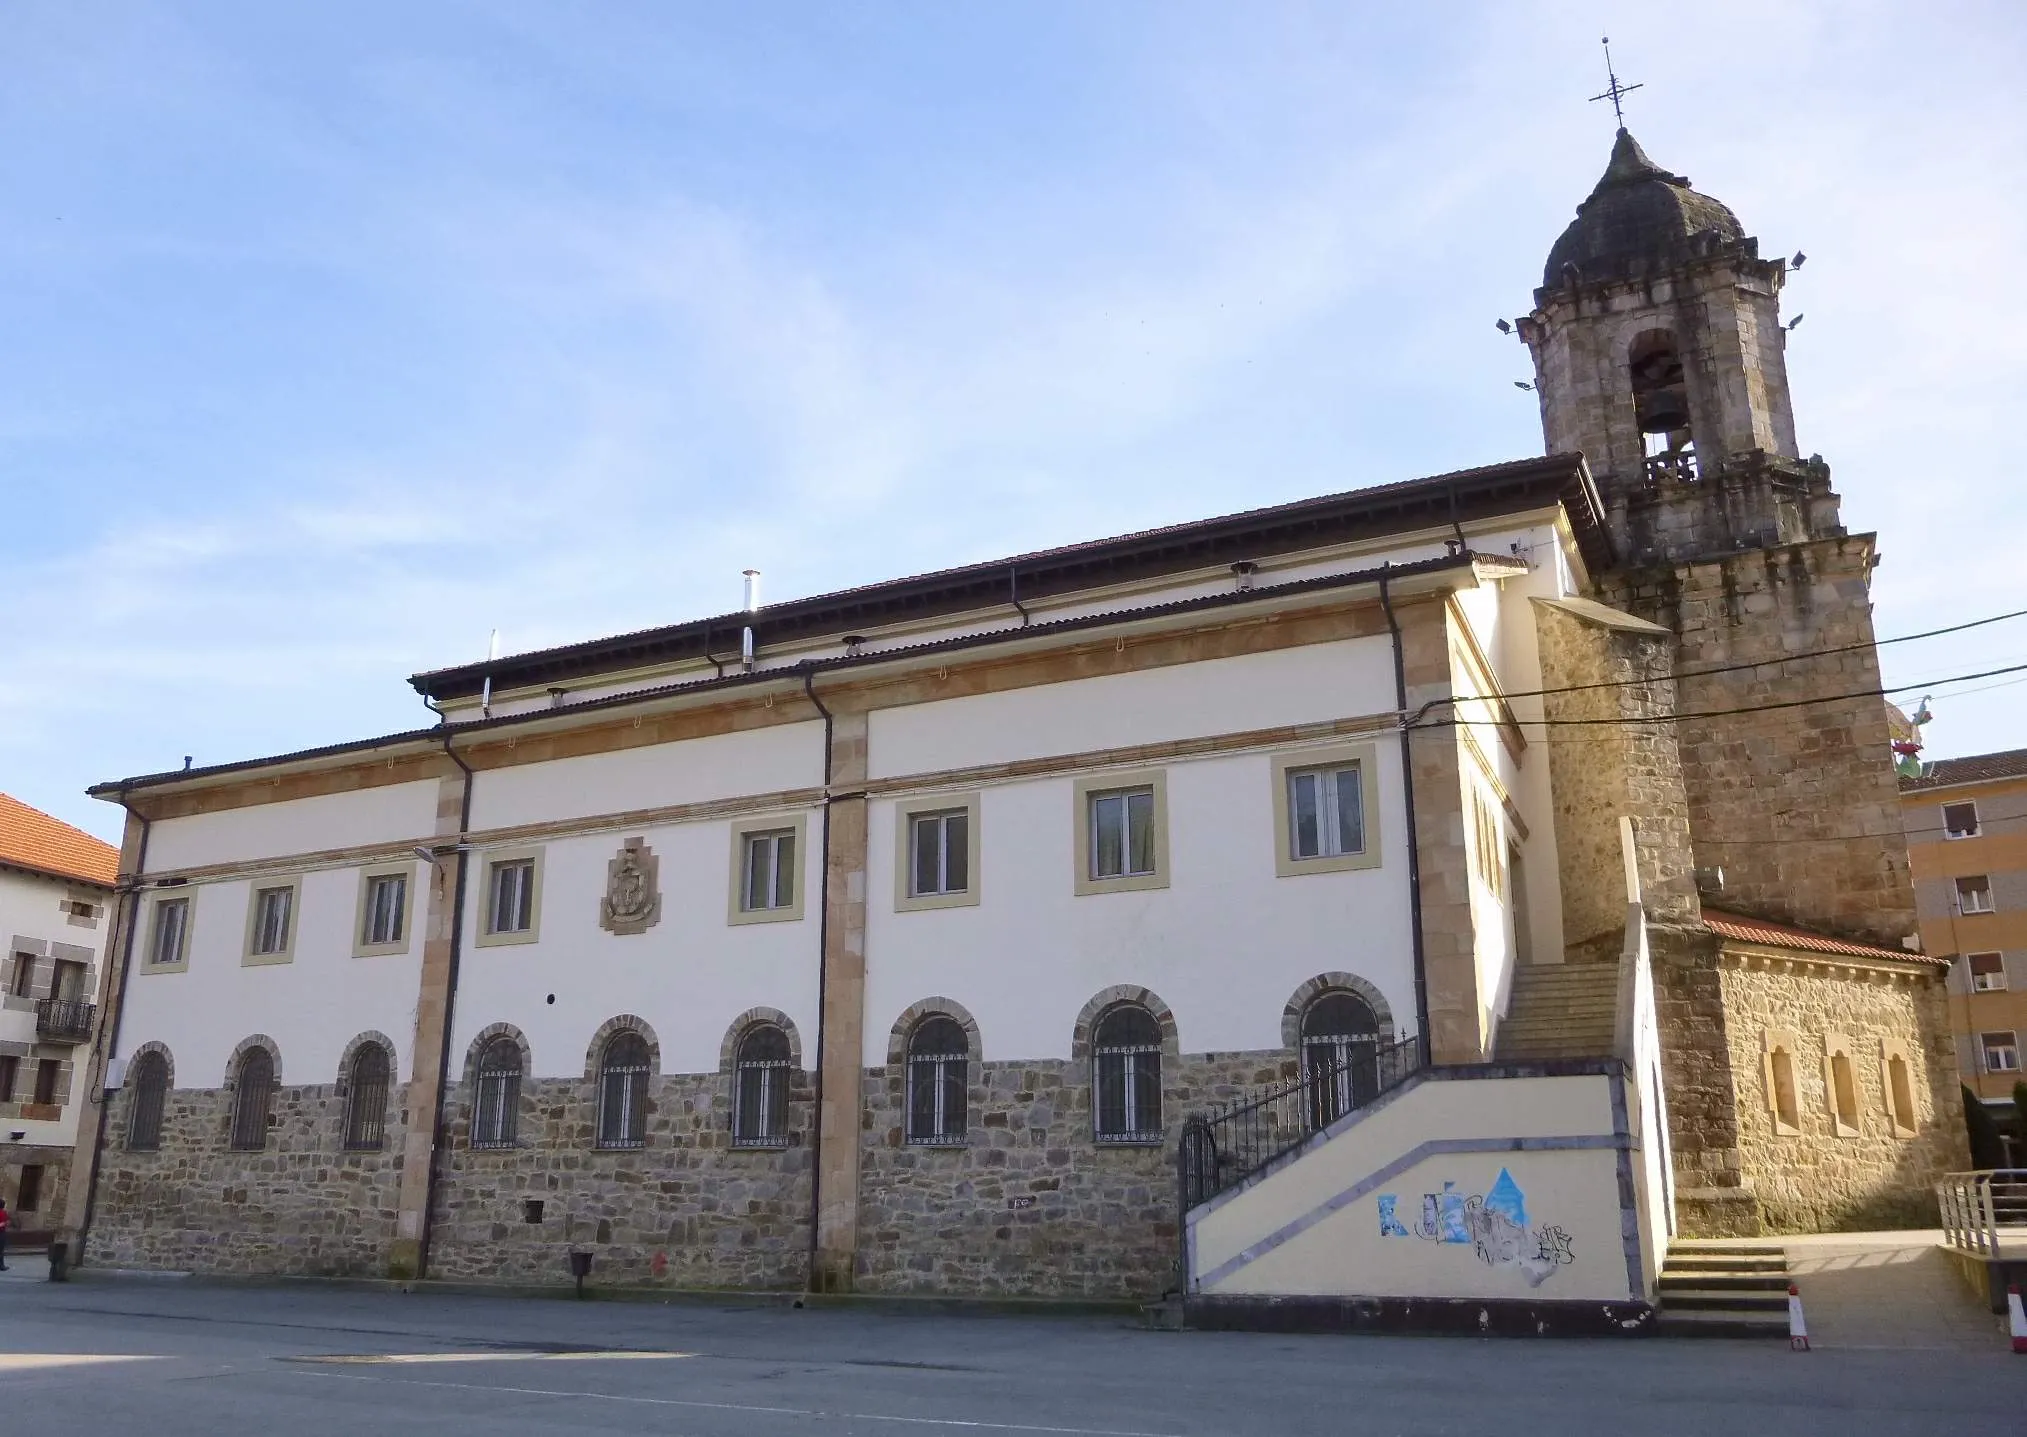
[1178,1033,1421,1212]
[35,997,95,1044]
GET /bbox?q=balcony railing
[1643,449,1699,485]
[35,997,95,1044]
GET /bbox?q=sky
[3,2,2023,844]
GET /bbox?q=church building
[62,124,1965,1316]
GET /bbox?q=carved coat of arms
[599,837,662,935]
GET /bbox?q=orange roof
[1702,908,1944,966]
[0,793,119,888]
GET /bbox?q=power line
[1477,604,2027,709]
[1416,660,2027,730]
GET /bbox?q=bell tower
[1519,123,1917,950]
[1518,129,1841,567]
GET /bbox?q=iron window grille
[1088,787,1157,880]
[1092,1005,1163,1144]
[597,1033,651,1149]
[362,874,407,947]
[344,1044,392,1151]
[741,829,797,912]
[906,1016,969,1145]
[1285,763,1366,861]
[472,1038,523,1148]
[732,1024,792,1148]
[126,1051,168,1151]
[1300,992,1381,1129]
[230,1047,276,1151]
[249,885,293,956]
[908,809,970,898]
[488,860,536,935]
[150,897,189,966]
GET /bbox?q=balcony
[1643,449,1700,485]
[35,997,95,1045]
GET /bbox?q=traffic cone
[2008,1284,2027,1355]
[1787,1283,1809,1351]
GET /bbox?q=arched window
[1301,992,1379,1128]
[126,1051,169,1152]
[1770,1045,1800,1132]
[343,1044,392,1151]
[472,1037,522,1149]
[1628,329,1695,478]
[732,1024,792,1148]
[1092,1005,1162,1143]
[596,1032,650,1149]
[230,1046,276,1151]
[906,1016,968,1145]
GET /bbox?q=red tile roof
[0,793,119,887]
[1899,747,2027,792]
[1702,908,1944,966]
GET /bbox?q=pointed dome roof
[1542,129,1746,289]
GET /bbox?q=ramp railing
[1937,1169,2027,1258]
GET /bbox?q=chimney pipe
[741,570,760,670]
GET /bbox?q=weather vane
[1589,35,1642,128]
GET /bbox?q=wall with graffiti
[1187,1068,1650,1303]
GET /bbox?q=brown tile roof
[1898,747,2027,793]
[1702,908,1945,966]
[0,793,119,887]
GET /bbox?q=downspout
[1009,564,1031,627]
[417,700,475,1279]
[74,793,150,1264]
[1379,568,1434,1060]
[800,664,833,1284]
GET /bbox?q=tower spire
[1589,35,1642,128]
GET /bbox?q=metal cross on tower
[1589,35,1643,127]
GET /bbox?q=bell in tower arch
[1628,330,1696,479]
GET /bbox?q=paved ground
[1731,1230,2011,1351]
[0,1270,2020,1436]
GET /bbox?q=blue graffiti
[1377,1194,1409,1237]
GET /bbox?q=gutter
[800,664,833,1286]
[416,706,476,1279]
[75,793,151,1264]
[1378,568,1434,1058]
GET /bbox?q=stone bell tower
[1518,128,1917,950]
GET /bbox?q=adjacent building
[57,123,1967,1303]
[1,794,119,1241]
[1901,749,2027,1108]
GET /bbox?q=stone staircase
[1655,1240,1791,1338]
[1493,962,1620,1061]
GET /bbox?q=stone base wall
[1,1145,73,1242]
[427,1071,814,1290]
[856,1051,1293,1300]
[91,1082,407,1276]
[1650,927,1745,1219]
[1717,959,1967,1232]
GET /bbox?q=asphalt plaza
[0,1273,2019,1436]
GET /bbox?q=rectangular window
[1942,801,1981,839]
[362,873,407,947]
[1970,952,2008,992]
[148,897,190,969]
[1090,788,1157,880]
[1288,765,1366,862]
[1982,1031,2021,1073]
[249,885,294,957]
[489,860,536,934]
[0,1055,16,1102]
[66,899,96,920]
[8,953,33,998]
[50,960,86,1002]
[33,1058,59,1106]
[742,830,796,912]
[17,1164,43,1211]
[909,810,970,898]
[1957,876,1995,915]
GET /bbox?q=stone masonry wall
[1533,600,1698,962]
[1718,959,1967,1232]
[427,1069,814,1290]
[856,1050,1295,1300]
[1599,536,1919,950]
[92,1081,408,1276]
[1649,926,1754,1235]
[1,1147,72,1241]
